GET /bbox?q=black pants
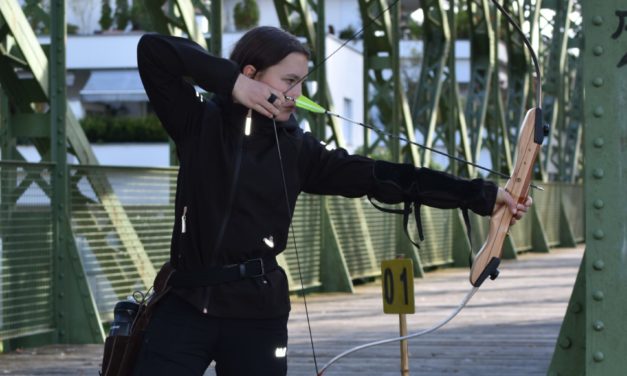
[133,293,288,376]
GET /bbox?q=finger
[267,93,278,104]
[503,191,517,215]
[525,196,533,207]
[255,103,275,118]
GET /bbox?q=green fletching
[294,95,327,114]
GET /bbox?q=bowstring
[271,118,320,375]
[272,1,403,374]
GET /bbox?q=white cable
[317,286,480,375]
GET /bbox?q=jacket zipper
[181,206,187,234]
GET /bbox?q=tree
[100,0,113,31]
[233,0,259,30]
[115,0,130,31]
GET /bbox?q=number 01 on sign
[381,258,415,314]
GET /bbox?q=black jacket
[137,34,497,319]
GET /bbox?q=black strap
[168,256,279,287]
[368,196,424,249]
[368,197,474,255]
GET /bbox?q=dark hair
[229,26,310,72]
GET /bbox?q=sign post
[381,257,415,376]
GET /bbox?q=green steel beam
[358,0,419,164]
[409,0,450,166]
[442,3,474,177]
[464,0,495,169]
[561,2,584,184]
[1,2,156,289]
[0,0,157,341]
[540,0,574,182]
[485,6,512,176]
[550,0,627,373]
[49,0,103,345]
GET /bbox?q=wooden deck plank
[0,246,583,375]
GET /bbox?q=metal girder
[441,2,474,177]
[549,1,627,374]
[409,0,449,167]
[0,1,158,346]
[0,1,156,290]
[539,0,574,182]
[359,0,419,164]
[464,0,495,170]
[559,0,583,183]
[484,5,512,176]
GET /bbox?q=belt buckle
[241,258,265,278]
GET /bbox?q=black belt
[168,256,278,288]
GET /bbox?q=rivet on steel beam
[593,259,605,270]
[593,320,605,331]
[571,302,583,313]
[58,293,64,298]
[593,351,605,362]
[592,290,604,301]
[58,312,64,318]
[593,199,604,209]
[593,229,605,240]
[593,46,604,56]
[593,138,604,148]
[592,77,604,87]
[558,337,572,349]
[593,106,604,117]
[59,330,65,337]
[592,16,603,26]
[592,168,604,179]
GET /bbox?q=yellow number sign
[381,259,415,314]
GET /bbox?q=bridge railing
[0,161,584,345]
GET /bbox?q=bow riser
[470,107,542,287]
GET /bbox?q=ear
[242,64,257,78]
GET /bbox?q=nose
[285,82,302,100]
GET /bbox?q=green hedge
[80,115,168,143]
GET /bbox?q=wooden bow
[469,108,546,286]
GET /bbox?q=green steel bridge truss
[1,0,624,373]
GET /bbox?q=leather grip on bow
[469,107,545,287]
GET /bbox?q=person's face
[255,52,309,122]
